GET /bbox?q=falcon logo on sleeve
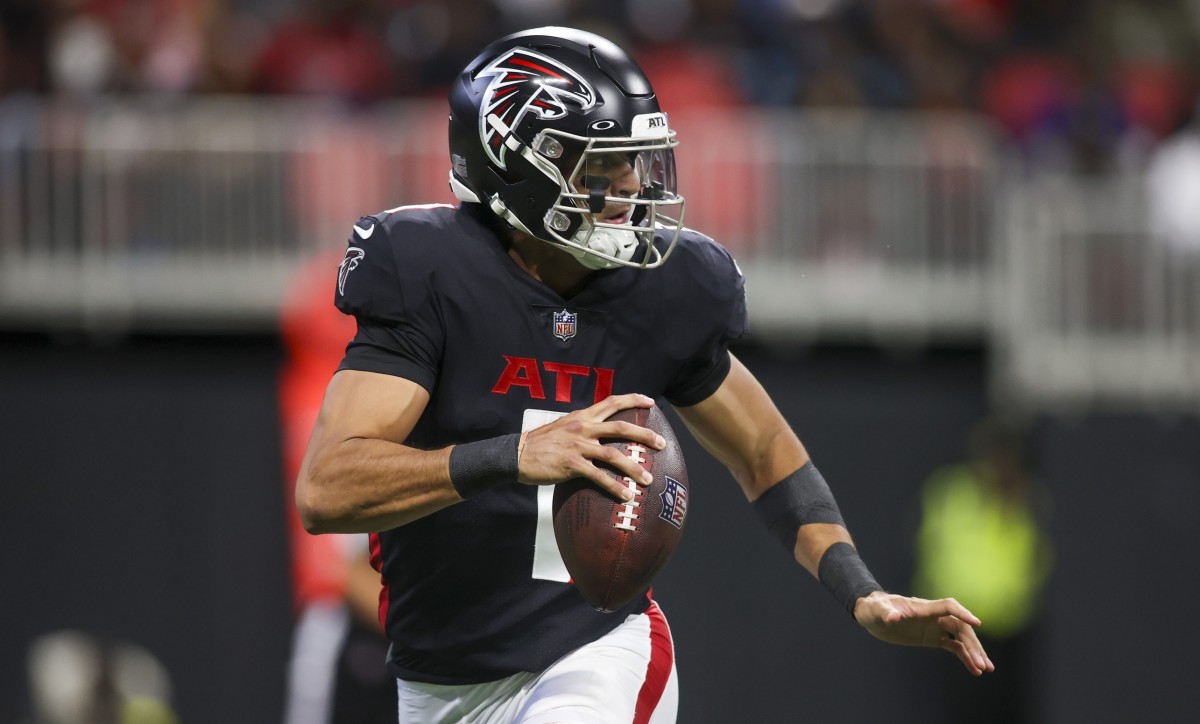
[338,247,365,296]
[476,49,596,169]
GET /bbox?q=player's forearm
[791,522,854,577]
[752,463,884,614]
[297,437,459,534]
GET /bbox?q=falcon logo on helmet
[476,49,596,169]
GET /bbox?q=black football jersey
[334,203,748,684]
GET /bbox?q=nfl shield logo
[553,309,577,341]
[659,476,687,529]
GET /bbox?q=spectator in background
[25,630,179,724]
[852,0,977,110]
[1091,0,1200,140]
[0,0,51,95]
[1146,95,1200,259]
[280,252,397,724]
[251,0,392,102]
[382,0,500,96]
[912,416,1053,724]
[46,4,117,96]
[9,0,1200,165]
[46,0,203,95]
[1145,93,1200,331]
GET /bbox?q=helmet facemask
[543,129,685,270]
[479,111,686,271]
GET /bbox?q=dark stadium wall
[657,343,993,723]
[0,334,293,724]
[1037,415,1200,724]
[2,334,1196,723]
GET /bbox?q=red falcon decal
[476,49,597,168]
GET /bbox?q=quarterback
[296,26,993,724]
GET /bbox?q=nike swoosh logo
[354,224,374,240]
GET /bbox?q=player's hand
[852,592,995,676]
[516,393,666,501]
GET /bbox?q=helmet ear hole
[495,165,520,185]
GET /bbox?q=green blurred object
[121,697,180,724]
[913,427,1053,639]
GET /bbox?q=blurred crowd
[2,0,1199,172]
[2,0,1200,171]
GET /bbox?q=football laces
[614,443,648,532]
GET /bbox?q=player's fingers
[574,453,639,500]
[923,597,982,627]
[589,443,653,486]
[934,621,981,675]
[941,635,984,676]
[940,618,993,674]
[595,420,667,450]
[582,392,654,421]
[957,628,995,673]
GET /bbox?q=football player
[296,26,993,724]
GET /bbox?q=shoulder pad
[668,229,749,340]
[335,215,418,323]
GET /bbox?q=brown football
[552,405,689,612]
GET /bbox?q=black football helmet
[448,26,685,270]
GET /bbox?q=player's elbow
[295,466,341,535]
[294,482,327,534]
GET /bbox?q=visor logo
[631,112,670,139]
[477,49,596,169]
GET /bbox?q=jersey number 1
[522,409,572,582]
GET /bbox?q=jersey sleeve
[663,237,749,407]
[334,215,443,392]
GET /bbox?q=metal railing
[996,175,1200,410]
[0,96,450,330]
[1,96,1195,408]
[676,110,997,342]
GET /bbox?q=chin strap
[565,225,640,270]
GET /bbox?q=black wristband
[818,541,883,616]
[448,433,521,499]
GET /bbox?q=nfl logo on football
[659,476,687,529]
[553,309,577,341]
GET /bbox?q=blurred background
[2,0,1198,722]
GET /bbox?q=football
[552,405,689,612]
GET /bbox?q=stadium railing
[0,97,1194,408]
[996,174,1200,410]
